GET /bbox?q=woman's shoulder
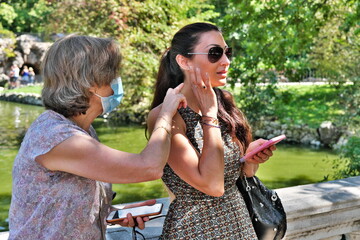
[148,105,162,123]
[29,110,88,141]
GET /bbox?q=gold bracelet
[153,126,172,137]
[201,115,219,125]
[158,116,172,128]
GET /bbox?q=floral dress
[160,107,257,240]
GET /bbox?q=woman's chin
[214,78,227,87]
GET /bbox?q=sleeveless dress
[160,107,257,240]
[9,110,113,240]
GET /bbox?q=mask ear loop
[93,92,103,98]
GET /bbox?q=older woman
[8,35,186,240]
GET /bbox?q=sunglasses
[187,46,232,63]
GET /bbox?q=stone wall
[0,92,42,106]
[0,89,353,150]
[253,120,352,150]
[1,177,359,240]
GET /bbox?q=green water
[0,100,339,231]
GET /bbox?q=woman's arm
[148,67,225,197]
[148,108,224,197]
[36,84,186,184]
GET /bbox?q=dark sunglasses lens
[208,47,223,63]
[225,48,232,60]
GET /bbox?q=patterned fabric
[9,110,113,240]
[160,107,257,240]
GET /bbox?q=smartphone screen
[106,203,163,223]
[240,134,286,162]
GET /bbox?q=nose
[220,53,231,66]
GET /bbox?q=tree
[45,0,217,123]
[210,0,359,123]
[0,0,52,34]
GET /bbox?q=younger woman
[147,22,275,239]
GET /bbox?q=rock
[0,34,53,78]
[317,121,342,146]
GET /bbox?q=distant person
[147,22,276,239]
[28,67,35,84]
[9,35,186,240]
[20,65,29,85]
[9,64,20,89]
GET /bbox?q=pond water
[0,100,339,231]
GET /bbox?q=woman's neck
[68,110,97,132]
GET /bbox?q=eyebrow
[205,44,228,49]
[206,44,220,48]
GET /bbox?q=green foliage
[0,0,53,33]
[338,80,360,128]
[331,135,360,179]
[234,83,278,123]
[45,0,218,123]
[211,0,359,128]
[0,28,16,58]
[0,3,17,29]
[213,0,334,84]
[309,7,360,85]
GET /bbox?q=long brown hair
[150,22,252,152]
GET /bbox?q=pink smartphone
[240,134,286,162]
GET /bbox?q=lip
[217,70,228,77]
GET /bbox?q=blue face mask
[94,77,124,115]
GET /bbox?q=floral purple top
[9,110,113,240]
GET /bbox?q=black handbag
[236,175,287,240]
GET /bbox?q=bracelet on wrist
[201,115,219,125]
[158,116,172,128]
[153,126,172,137]
[200,121,221,128]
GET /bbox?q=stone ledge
[0,92,42,106]
[107,177,360,239]
[1,177,360,239]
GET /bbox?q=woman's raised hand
[188,66,218,118]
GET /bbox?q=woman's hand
[188,66,218,117]
[110,199,156,230]
[246,139,276,164]
[242,139,276,177]
[160,83,187,119]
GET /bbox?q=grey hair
[41,34,121,117]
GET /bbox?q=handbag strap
[242,173,278,202]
